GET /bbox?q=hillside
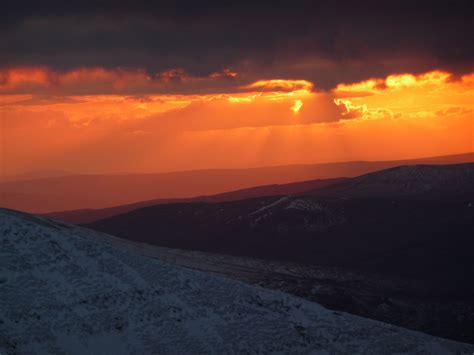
[2,209,472,353]
[86,164,474,295]
[138,245,474,343]
[310,163,474,198]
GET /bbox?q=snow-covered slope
[310,163,474,198]
[0,208,472,354]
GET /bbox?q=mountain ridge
[45,177,346,224]
[1,152,472,213]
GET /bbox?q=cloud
[1,69,472,175]
[242,80,314,92]
[0,67,241,95]
[332,70,473,121]
[0,1,472,90]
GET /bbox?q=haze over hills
[1,152,473,213]
[0,169,72,183]
[48,161,474,224]
[45,177,346,224]
[4,209,472,353]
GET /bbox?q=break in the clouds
[1,0,473,91]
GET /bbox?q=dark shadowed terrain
[144,245,474,344]
[85,163,474,343]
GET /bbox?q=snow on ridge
[0,208,473,354]
[249,196,290,215]
[285,198,326,212]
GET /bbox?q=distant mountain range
[1,152,472,213]
[0,169,72,182]
[45,177,346,224]
[4,208,472,353]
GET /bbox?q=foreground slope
[1,209,472,354]
[133,245,474,344]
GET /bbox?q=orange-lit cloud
[0,67,240,95]
[242,79,314,92]
[0,69,472,176]
[333,71,474,122]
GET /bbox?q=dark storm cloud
[1,0,472,90]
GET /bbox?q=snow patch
[249,196,290,215]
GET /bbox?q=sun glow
[291,100,303,114]
[332,70,474,121]
[1,68,472,175]
[241,79,313,92]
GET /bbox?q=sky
[0,0,473,175]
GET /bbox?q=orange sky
[0,68,472,175]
